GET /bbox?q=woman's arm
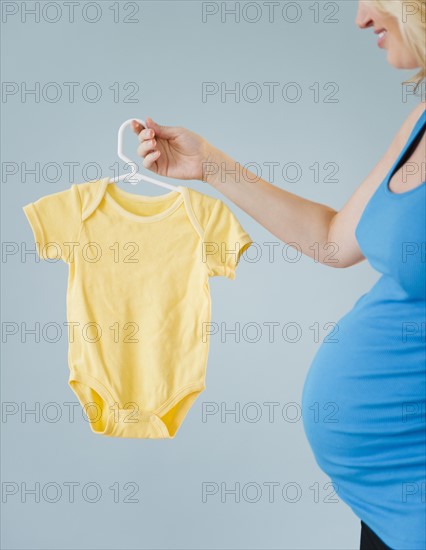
[203,103,424,268]
[132,103,423,269]
[203,148,338,266]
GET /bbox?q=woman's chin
[386,51,420,70]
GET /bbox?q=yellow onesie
[23,178,253,438]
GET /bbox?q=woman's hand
[131,118,213,181]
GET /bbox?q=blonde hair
[372,0,425,93]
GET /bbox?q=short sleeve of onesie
[22,184,81,262]
[203,199,252,279]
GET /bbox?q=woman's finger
[143,150,161,169]
[131,119,144,134]
[132,120,155,142]
[137,139,157,158]
[137,128,155,143]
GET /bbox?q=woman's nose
[355,0,374,29]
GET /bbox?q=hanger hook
[117,117,146,183]
[112,117,178,191]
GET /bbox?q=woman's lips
[376,29,387,48]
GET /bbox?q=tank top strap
[384,108,426,189]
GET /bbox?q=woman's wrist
[201,145,224,188]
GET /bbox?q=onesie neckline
[101,177,186,223]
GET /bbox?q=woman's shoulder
[408,102,425,125]
[397,102,425,143]
[405,102,425,134]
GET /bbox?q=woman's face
[356,0,419,69]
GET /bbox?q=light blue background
[2,1,423,549]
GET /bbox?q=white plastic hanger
[108,117,181,192]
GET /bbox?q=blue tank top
[301,108,426,549]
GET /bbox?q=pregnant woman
[132,1,425,548]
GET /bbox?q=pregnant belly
[301,295,426,481]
